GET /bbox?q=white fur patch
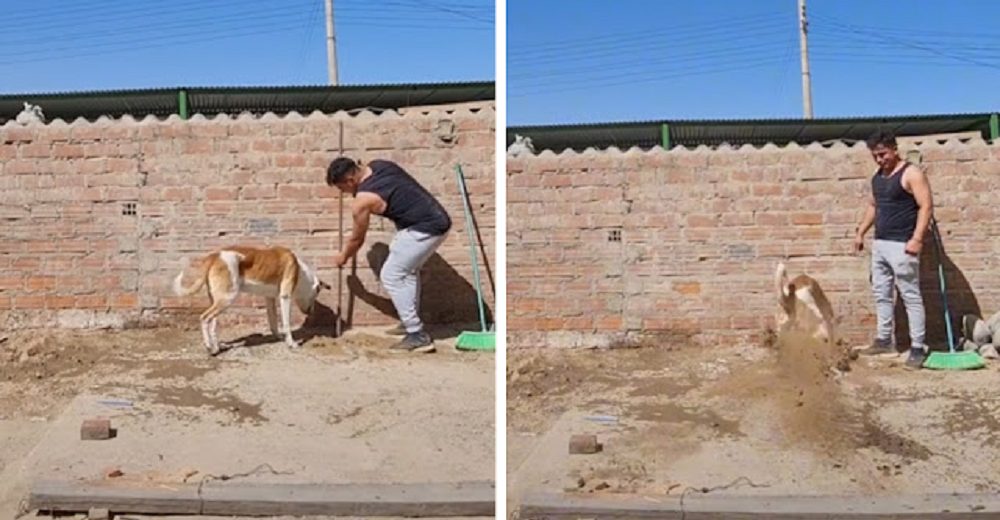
[172,271,186,296]
[218,251,243,294]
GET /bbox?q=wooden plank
[30,479,495,517]
[29,480,201,515]
[200,481,496,517]
[519,491,1000,519]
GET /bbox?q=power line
[0,0,489,41]
[508,31,792,70]
[772,25,799,106]
[509,40,794,82]
[508,13,783,55]
[386,0,493,23]
[294,1,324,84]
[0,9,488,59]
[0,0,488,27]
[809,35,1000,56]
[346,0,494,10]
[810,55,1000,67]
[810,16,1000,42]
[510,57,787,98]
[810,14,1000,71]
[337,20,489,30]
[0,3,314,47]
[0,0,293,30]
[0,19,488,66]
[0,22,307,66]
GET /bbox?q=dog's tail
[775,262,793,299]
[172,256,209,297]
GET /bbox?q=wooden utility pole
[798,0,813,118]
[325,0,339,85]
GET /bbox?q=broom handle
[931,216,956,353]
[455,164,488,332]
[336,121,345,337]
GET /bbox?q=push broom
[454,164,495,351]
[923,216,984,370]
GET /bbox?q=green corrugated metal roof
[0,81,494,122]
[508,113,996,152]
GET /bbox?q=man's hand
[905,237,923,256]
[334,251,349,268]
[853,234,865,255]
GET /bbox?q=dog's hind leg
[276,256,305,350]
[200,311,213,356]
[266,297,279,337]
[201,294,236,355]
[201,258,239,355]
[278,294,299,349]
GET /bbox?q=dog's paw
[286,340,302,350]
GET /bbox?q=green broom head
[923,350,986,370]
[456,330,495,351]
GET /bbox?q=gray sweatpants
[872,239,926,349]
[380,228,447,333]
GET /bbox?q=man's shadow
[890,237,980,352]
[342,242,493,339]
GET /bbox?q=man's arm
[854,196,876,253]
[336,193,380,267]
[904,166,933,255]
[856,197,876,237]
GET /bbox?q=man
[326,157,451,353]
[853,130,934,369]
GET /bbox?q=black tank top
[872,163,918,242]
[358,160,451,235]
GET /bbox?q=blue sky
[508,0,1000,125]
[0,0,494,94]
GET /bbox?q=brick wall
[0,106,495,331]
[508,139,1000,348]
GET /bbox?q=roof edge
[0,80,495,100]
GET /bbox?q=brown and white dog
[173,246,330,355]
[775,262,836,344]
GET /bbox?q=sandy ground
[0,323,494,519]
[507,332,1000,514]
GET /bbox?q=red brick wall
[0,107,495,330]
[508,140,1000,348]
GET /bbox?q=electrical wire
[510,21,791,68]
[508,12,783,55]
[809,13,1000,71]
[510,57,788,97]
[510,40,795,82]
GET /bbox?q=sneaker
[385,323,407,336]
[979,344,1000,360]
[389,331,436,353]
[904,348,926,370]
[858,339,895,356]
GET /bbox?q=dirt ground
[0,322,494,519]
[507,332,1000,512]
